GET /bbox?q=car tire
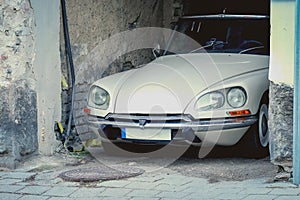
[236,97,269,159]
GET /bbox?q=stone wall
[60,0,183,146]
[269,82,294,168]
[0,0,37,168]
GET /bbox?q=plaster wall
[269,1,295,85]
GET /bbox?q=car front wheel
[237,101,269,158]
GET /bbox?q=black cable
[61,0,75,139]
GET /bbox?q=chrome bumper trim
[88,114,257,131]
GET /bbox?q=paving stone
[98,179,131,187]
[47,197,73,200]
[128,176,164,183]
[213,188,243,195]
[55,181,81,187]
[2,172,36,180]
[34,173,57,181]
[0,172,8,178]
[266,182,298,188]
[99,188,132,197]
[181,187,211,195]
[2,161,300,200]
[155,191,190,199]
[152,183,186,192]
[31,179,62,186]
[0,178,22,185]
[275,196,300,200]
[242,194,279,200]
[189,198,215,200]
[42,186,78,197]
[17,185,51,195]
[14,181,34,186]
[126,189,161,197]
[269,188,300,195]
[96,197,131,200]
[239,187,272,195]
[130,197,160,200]
[155,176,192,186]
[216,193,248,200]
[69,187,106,198]
[236,179,267,186]
[186,192,219,199]
[0,185,25,193]
[124,181,160,189]
[185,179,209,186]
[18,194,49,200]
[0,193,22,200]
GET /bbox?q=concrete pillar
[31,0,61,155]
[269,0,295,169]
[293,0,300,185]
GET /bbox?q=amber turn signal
[83,107,91,114]
[228,109,251,116]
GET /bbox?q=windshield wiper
[189,42,215,53]
[239,46,264,54]
[189,38,225,53]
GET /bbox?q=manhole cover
[58,165,144,182]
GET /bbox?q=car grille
[104,114,193,124]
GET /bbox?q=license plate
[121,128,171,141]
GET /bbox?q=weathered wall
[60,0,183,146]
[269,0,295,169]
[0,0,37,168]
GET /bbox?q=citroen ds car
[85,14,270,158]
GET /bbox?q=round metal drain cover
[58,165,144,182]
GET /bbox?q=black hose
[61,0,75,139]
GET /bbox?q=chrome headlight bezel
[227,87,247,108]
[195,91,225,111]
[88,86,110,110]
[195,87,248,112]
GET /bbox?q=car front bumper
[88,113,257,131]
[88,114,257,146]
[87,113,257,146]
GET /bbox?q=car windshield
[164,15,270,55]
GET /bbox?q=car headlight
[227,87,247,108]
[88,86,110,110]
[195,91,225,111]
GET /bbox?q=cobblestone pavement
[0,159,299,200]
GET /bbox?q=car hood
[104,53,269,114]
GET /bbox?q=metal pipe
[61,0,76,139]
[293,0,300,185]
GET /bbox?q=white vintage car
[85,14,270,158]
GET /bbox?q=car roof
[180,14,269,20]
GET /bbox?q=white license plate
[122,128,171,141]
